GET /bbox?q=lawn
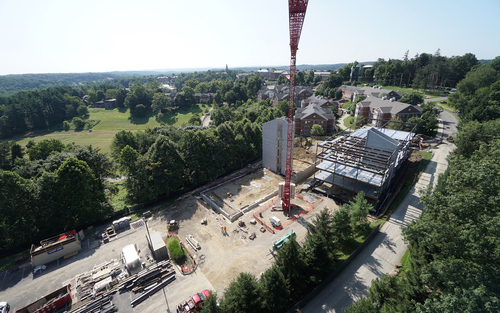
[383,85,447,98]
[344,115,354,127]
[7,103,212,154]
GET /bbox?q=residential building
[354,97,422,127]
[294,103,335,135]
[301,95,335,109]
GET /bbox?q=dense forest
[343,57,500,312]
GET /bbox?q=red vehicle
[176,289,210,312]
[15,285,71,313]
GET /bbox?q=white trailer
[122,244,141,275]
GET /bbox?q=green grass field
[8,103,212,154]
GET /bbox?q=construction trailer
[147,231,168,262]
[315,126,415,209]
[122,244,141,275]
[15,284,71,313]
[30,229,81,267]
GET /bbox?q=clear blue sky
[1,0,499,75]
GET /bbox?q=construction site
[0,1,426,312]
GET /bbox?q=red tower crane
[282,0,309,217]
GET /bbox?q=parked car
[0,301,10,313]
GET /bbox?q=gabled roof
[358,97,423,114]
[304,95,332,107]
[296,103,334,121]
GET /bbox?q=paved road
[302,112,458,313]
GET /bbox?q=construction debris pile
[117,260,176,307]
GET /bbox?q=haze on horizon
[1,0,499,76]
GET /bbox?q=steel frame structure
[282,0,309,216]
[314,118,417,205]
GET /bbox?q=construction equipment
[201,218,207,225]
[270,216,282,228]
[273,231,296,251]
[281,0,309,217]
[167,220,179,231]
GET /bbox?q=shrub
[168,238,186,264]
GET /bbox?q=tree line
[344,56,500,312]
[112,119,262,203]
[0,140,114,251]
[199,193,373,313]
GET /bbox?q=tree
[386,116,405,130]
[400,92,424,105]
[331,206,353,245]
[111,130,138,159]
[311,124,324,135]
[259,266,290,313]
[27,139,65,161]
[306,70,315,85]
[135,104,147,117]
[220,273,263,313]
[345,191,372,233]
[54,157,112,229]
[188,114,202,125]
[335,88,343,100]
[199,292,222,313]
[72,117,85,128]
[77,104,89,116]
[152,92,173,114]
[275,234,307,298]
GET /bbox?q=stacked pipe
[185,235,200,250]
[117,260,173,291]
[69,294,116,313]
[116,260,176,308]
[130,274,176,307]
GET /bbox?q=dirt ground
[293,138,319,171]
[205,168,283,213]
[152,173,340,295]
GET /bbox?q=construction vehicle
[270,216,282,228]
[167,220,179,231]
[273,231,296,251]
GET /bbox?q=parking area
[0,169,340,312]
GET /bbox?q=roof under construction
[315,126,415,200]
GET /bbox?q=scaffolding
[314,118,416,207]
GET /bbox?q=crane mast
[282,0,309,216]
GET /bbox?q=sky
[0,0,499,75]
